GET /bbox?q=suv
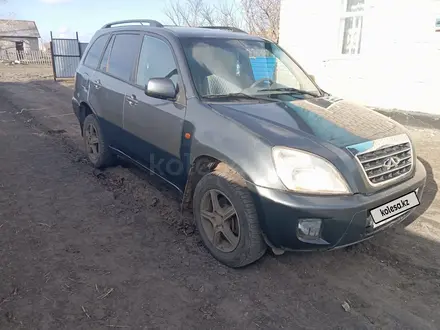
[73,19,426,267]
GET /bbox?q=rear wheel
[83,114,115,169]
[193,168,267,267]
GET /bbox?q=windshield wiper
[202,93,273,101]
[257,87,320,98]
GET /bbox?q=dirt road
[1,65,440,330]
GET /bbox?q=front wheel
[193,169,267,268]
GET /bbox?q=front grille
[356,141,413,185]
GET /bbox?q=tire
[193,168,267,268]
[83,114,115,169]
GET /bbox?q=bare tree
[164,0,280,41]
[215,1,245,30]
[241,0,280,42]
[164,0,217,27]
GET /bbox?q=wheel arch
[181,151,255,211]
[79,101,96,136]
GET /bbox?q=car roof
[96,20,264,41]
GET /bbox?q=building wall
[279,0,440,114]
[0,37,39,51]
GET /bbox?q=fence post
[76,32,82,58]
[50,31,57,81]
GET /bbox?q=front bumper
[252,159,427,251]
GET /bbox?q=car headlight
[272,147,351,195]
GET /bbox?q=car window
[84,35,109,69]
[181,38,319,97]
[136,36,178,88]
[99,36,114,72]
[106,34,141,81]
[252,56,301,90]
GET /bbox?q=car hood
[208,96,407,149]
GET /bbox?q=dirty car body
[72,20,426,266]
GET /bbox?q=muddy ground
[0,65,439,330]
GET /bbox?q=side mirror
[309,74,316,83]
[145,78,177,100]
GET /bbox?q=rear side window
[99,36,114,72]
[84,35,109,69]
[106,34,141,82]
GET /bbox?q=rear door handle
[126,94,138,106]
[93,79,102,90]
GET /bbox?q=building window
[340,0,365,54]
[15,41,24,52]
[15,41,24,60]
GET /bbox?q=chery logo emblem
[383,156,400,171]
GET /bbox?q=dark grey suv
[73,19,427,267]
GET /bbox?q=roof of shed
[0,19,40,38]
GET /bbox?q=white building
[279,0,440,115]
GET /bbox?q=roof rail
[199,26,247,34]
[102,19,163,29]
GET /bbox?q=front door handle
[93,79,101,90]
[126,94,138,106]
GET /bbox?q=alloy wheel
[200,189,240,253]
[85,123,99,161]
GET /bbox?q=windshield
[181,37,321,99]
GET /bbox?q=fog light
[297,219,322,239]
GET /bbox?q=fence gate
[50,32,88,81]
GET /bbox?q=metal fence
[0,49,52,65]
[50,32,88,80]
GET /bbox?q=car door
[81,34,110,117]
[90,32,142,149]
[123,34,187,190]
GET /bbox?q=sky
[0,0,177,42]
